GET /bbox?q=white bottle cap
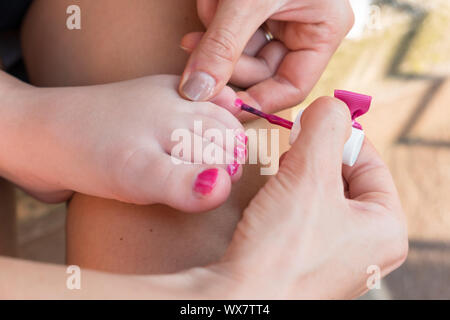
[289,109,364,167]
[342,127,365,167]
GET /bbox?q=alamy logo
[66,265,81,290]
[66,5,81,30]
[170,121,281,176]
[366,265,381,290]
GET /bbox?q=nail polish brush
[235,90,372,166]
[235,99,294,129]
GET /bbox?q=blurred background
[8,0,450,299]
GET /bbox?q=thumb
[179,0,271,101]
[280,97,352,188]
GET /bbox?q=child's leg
[21,0,203,86]
[22,0,285,274]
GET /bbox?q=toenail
[234,145,247,163]
[236,132,247,145]
[226,162,240,177]
[194,168,219,195]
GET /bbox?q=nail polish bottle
[289,90,372,167]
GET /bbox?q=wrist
[198,263,267,299]
[161,266,249,299]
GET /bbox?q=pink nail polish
[194,168,219,195]
[236,132,247,145]
[234,145,247,162]
[226,162,240,176]
[237,99,294,129]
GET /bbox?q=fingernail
[180,45,190,52]
[289,109,305,145]
[181,71,216,101]
[226,162,240,177]
[194,168,219,195]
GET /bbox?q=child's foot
[9,75,246,212]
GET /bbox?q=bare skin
[22,0,202,86]
[0,0,406,299]
[0,97,408,299]
[22,0,290,274]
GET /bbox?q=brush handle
[240,103,293,130]
[266,115,294,130]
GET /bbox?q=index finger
[237,0,354,114]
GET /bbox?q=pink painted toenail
[234,145,247,163]
[194,168,219,195]
[226,162,240,176]
[236,132,247,145]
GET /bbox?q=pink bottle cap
[289,90,372,167]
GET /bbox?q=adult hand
[179,0,354,115]
[210,97,408,299]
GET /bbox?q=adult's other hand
[213,97,408,298]
[179,0,354,116]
